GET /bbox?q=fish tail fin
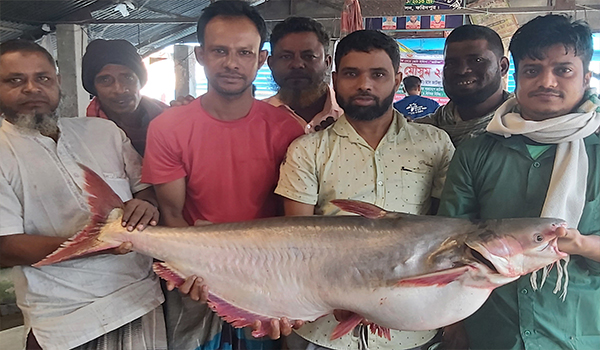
[33,164,124,267]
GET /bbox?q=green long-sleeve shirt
[439,132,600,350]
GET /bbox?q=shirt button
[521,289,528,294]
[523,330,532,337]
[377,181,383,186]
[533,162,541,168]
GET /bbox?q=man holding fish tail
[142,1,305,349]
[276,29,455,350]
[0,40,165,349]
[439,14,600,350]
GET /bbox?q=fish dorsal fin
[330,199,395,219]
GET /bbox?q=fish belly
[343,283,493,331]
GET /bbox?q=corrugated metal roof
[0,0,212,56]
[0,0,98,23]
[2,0,599,57]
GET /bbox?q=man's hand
[166,275,208,302]
[122,198,159,231]
[170,95,195,107]
[556,227,600,262]
[251,318,305,340]
[556,227,583,255]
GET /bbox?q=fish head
[465,218,568,279]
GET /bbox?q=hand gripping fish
[34,166,569,340]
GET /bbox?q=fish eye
[534,233,544,242]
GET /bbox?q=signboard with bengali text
[396,52,448,105]
[405,0,463,11]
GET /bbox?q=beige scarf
[487,94,600,299]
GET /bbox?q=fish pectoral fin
[369,323,392,341]
[396,266,472,287]
[330,311,364,340]
[206,293,302,338]
[330,199,395,219]
[152,262,186,287]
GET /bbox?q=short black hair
[445,25,504,59]
[509,14,593,73]
[334,30,400,73]
[0,39,56,69]
[403,76,421,91]
[270,17,330,51]
[196,0,268,49]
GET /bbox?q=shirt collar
[264,85,343,133]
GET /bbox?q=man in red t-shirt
[141,1,304,350]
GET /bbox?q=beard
[445,71,502,107]
[336,89,396,121]
[275,69,330,109]
[1,98,61,137]
[278,82,328,109]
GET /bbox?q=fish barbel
[35,165,568,340]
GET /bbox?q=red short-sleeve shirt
[142,98,304,224]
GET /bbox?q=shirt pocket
[103,172,133,202]
[400,165,433,205]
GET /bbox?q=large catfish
[35,166,568,340]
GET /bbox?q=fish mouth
[469,247,499,274]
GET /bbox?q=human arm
[283,198,315,216]
[154,178,189,227]
[275,136,320,214]
[0,234,65,267]
[0,234,135,267]
[557,227,600,263]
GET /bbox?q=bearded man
[265,16,343,132]
[276,29,455,350]
[0,39,165,350]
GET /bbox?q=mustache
[112,93,135,100]
[350,92,379,101]
[528,87,564,98]
[285,72,311,79]
[217,71,245,79]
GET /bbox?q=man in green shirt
[438,15,600,350]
